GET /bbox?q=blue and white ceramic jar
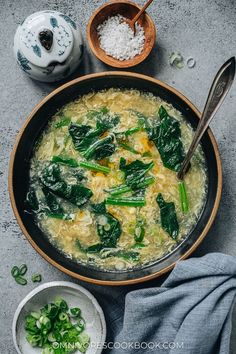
[13,11,84,82]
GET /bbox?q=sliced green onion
[54,297,68,310]
[47,332,56,343]
[19,264,28,276]
[118,142,140,154]
[179,181,189,213]
[30,312,41,320]
[25,297,90,351]
[31,274,42,283]
[106,197,146,207]
[134,220,145,242]
[26,334,42,347]
[70,307,81,317]
[77,318,85,331]
[79,161,110,174]
[15,276,27,286]
[59,312,69,322]
[11,266,20,278]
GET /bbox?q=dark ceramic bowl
[9,72,222,285]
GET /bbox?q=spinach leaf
[42,186,64,215]
[76,240,104,253]
[52,155,79,168]
[146,106,185,172]
[87,107,120,130]
[83,134,116,160]
[119,158,154,188]
[76,201,122,252]
[90,201,107,215]
[76,242,139,262]
[96,213,121,248]
[68,124,97,153]
[69,108,119,160]
[26,184,72,220]
[101,249,140,262]
[26,188,39,212]
[91,202,122,247]
[39,163,93,208]
[156,193,179,239]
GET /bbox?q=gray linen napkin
[108,253,236,354]
[92,253,236,354]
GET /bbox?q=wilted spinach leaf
[52,155,79,167]
[145,106,185,172]
[119,158,154,189]
[76,201,122,252]
[101,249,140,262]
[69,124,96,153]
[95,108,120,131]
[76,240,104,254]
[156,193,179,239]
[39,162,93,208]
[96,213,121,248]
[69,108,119,160]
[83,134,116,160]
[26,188,39,212]
[90,201,107,215]
[42,186,64,215]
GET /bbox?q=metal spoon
[177,57,235,180]
[125,0,154,34]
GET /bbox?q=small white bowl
[12,281,106,354]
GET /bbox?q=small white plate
[12,281,106,354]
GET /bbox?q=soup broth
[27,89,207,270]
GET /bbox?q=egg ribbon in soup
[26,89,207,271]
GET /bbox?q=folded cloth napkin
[101,253,236,354]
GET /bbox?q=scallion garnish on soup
[26,89,207,270]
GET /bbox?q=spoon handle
[177,57,235,180]
[131,0,154,26]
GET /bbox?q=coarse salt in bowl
[87,0,156,68]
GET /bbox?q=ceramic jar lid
[19,12,74,68]
[14,10,84,82]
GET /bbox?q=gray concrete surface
[0,0,236,352]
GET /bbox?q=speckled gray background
[0,0,236,353]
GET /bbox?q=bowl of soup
[9,72,222,285]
